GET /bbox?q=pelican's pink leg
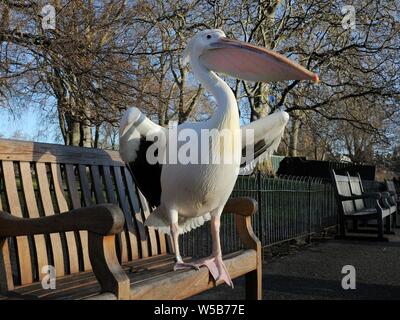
[169,209,198,270]
[169,209,233,287]
[195,214,234,287]
[171,222,200,271]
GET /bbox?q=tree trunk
[250,83,270,121]
[177,69,186,124]
[94,125,100,148]
[81,106,92,147]
[69,121,81,146]
[289,115,301,157]
[81,121,92,147]
[58,110,69,145]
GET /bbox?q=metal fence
[180,174,338,257]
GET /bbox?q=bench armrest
[223,197,258,217]
[379,191,391,199]
[223,197,261,251]
[379,192,396,208]
[0,204,124,237]
[0,204,130,300]
[339,192,381,201]
[224,197,262,297]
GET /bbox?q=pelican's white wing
[120,108,211,235]
[240,111,289,175]
[119,107,167,208]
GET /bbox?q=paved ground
[191,228,400,300]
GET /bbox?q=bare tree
[1,0,399,164]
[1,1,148,145]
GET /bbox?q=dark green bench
[331,170,395,240]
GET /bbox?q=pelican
[119,29,318,287]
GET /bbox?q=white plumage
[119,29,318,286]
[120,106,290,234]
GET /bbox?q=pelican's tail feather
[144,206,211,236]
[144,205,170,234]
[179,213,211,235]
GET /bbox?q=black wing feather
[128,138,162,208]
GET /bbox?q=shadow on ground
[190,228,400,300]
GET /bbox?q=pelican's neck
[190,58,239,130]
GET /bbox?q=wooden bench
[0,139,262,300]
[331,170,394,240]
[385,180,399,228]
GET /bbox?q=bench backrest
[385,180,398,202]
[347,173,366,211]
[0,139,169,292]
[331,170,355,215]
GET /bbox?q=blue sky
[0,107,57,143]
[0,101,253,146]
[0,108,35,137]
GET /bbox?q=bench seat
[346,208,377,217]
[345,207,391,218]
[0,250,256,300]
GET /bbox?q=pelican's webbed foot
[173,255,233,287]
[192,255,234,288]
[173,261,200,271]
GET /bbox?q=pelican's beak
[200,37,319,83]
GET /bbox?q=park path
[191,229,400,300]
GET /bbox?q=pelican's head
[183,29,319,83]
[183,29,227,65]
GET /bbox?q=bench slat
[0,139,124,166]
[76,165,94,271]
[2,161,33,285]
[78,165,93,207]
[90,166,106,204]
[25,256,179,300]
[102,165,129,263]
[100,250,256,300]
[137,189,159,256]
[35,163,65,277]
[349,175,366,211]
[19,162,49,280]
[14,254,172,295]
[62,260,180,300]
[114,166,139,260]
[50,163,80,274]
[5,250,255,300]
[124,167,149,258]
[335,178,356,215]
[0,190,14,291]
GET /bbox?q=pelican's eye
[206,35,212,39]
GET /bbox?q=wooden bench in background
[331,170,395,240]
[0,138,262,300]
[385,180,399,228]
